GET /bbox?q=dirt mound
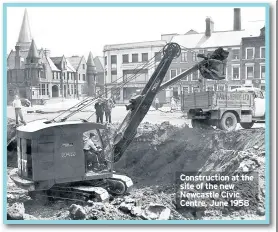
[115,126,264,186]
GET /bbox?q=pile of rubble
[6,120,265,220]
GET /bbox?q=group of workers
[94,97,115,124]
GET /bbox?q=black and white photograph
[4,3,270,224]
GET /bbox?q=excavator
[10,43,228,202]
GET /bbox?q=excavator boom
[112,44,229,163]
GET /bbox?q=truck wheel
[219,112,238,131]
[240,122,254,129]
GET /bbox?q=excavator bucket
[198,47,229,80]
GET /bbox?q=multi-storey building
[7,9,101,103]
[168,8,265,98]
[240,26,265,90]
[103,8,265,103]
[103,40,166,103]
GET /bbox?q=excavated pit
[7,120,265,220]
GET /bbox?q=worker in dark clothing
[94,98,104,123]
[104,97,114,123]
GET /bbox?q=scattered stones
[253,145,259,150]
[256,207,265,216]
[111,198,123,205]
[124,196,135,204]
[119,202,133,213]
[142,203,171,220]
[7,203,25,220]
[130,206,142,217]
[23,213,37,220]
[69,204,86,220]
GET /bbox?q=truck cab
[231,87,265,118]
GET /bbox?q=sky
[6,6,266,59]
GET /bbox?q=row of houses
[7,9,104,103]
[103,8,266,103]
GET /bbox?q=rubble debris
[142,203,171,220]
[69,204,86,220]
[256,207,265,216]
[7,203,25,220]
[119,202,133,213]
[23,213,37,220]
[6,120,265,221]
[130,206,142,217]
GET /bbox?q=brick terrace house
[240,26,265,91]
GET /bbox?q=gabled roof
[17,9,32,48]
[7,50,29,69]
[50,56,76,72]
[66,56,84,70]
[93,56,104,73]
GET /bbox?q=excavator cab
[11,119,114,192]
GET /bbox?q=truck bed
[182,91,254,111]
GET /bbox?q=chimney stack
[205,17,214,37]
[233,8,241,31]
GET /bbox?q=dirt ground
[6,118,266,221]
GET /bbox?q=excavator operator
[83,133,103,171]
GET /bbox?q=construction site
[5,36,267,222]
[6,101,266,221]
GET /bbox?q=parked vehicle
[182,87,265,131]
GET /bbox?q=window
[42,84,46,95]
[246,65,254,78]
[142,53,148,62]
[155,52,162,62]
[260,47,265,59]
[232,49,240,60]
[182,86,189,93]
[217,85,225,91]
[192,71,198,80]
[83,74,86,81]
[111,70,117,82]
[260,65,265,79]
[192,86,200,92]
[105,56,107,65]
[180,69,188,81]
[71,85,74,94]
[83,64,85,69]
[111,55,117,64]
[170,70,177,79]
[181,52,188,62]
[57,72,60,79]
[232,65,240,80]
[132,54,138,63]
[246,48,254,59]
[79,74,80,80]
[206,86,214,91]
[192,52,198,62]
[122,54,129,63]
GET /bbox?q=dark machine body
[11,43,228,200]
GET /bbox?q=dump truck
[182,87,265,131]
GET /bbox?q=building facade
[7,9,102,103]
[240,27,265,90]
[103,8,265,104]
[103,41,166,103]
